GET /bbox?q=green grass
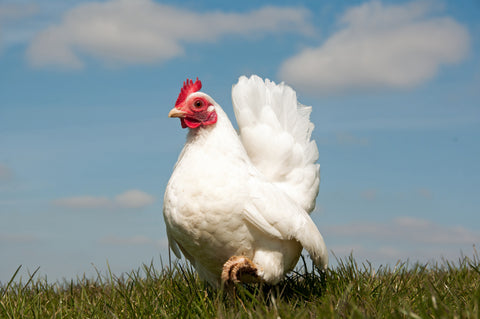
[1,254,479,318]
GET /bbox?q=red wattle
[183,118,202,129]
[180,118,188,129]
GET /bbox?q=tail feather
[232,75,320,213]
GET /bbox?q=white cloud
[0,3,37,24]
[360,189,377,200]
[51,189,155,210]
[0,163,13,181]
[0,233,38,244]
[52,196,111,209]
[99,235,167,248]
[0,3,38,51]
[279,0,470,93]
[329,244,406,264]
[115,189,155,209]
[417,188,433,199]
[336,132,369,146]
[27,0,312,68]
[326,216,480,246]
[325,216,480,266]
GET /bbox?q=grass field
[1,254,479,318]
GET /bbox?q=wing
[243,180,328,269]
[232,75,320,213]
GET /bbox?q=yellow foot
[221,256,263,285]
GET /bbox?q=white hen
[163,75,327,286]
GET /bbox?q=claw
[221,256,263,285]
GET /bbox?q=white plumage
[163,75,327,286]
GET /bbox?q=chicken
[163,75,327,286]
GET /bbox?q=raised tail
[232,75,320,213]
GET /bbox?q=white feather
[232,75,320,213]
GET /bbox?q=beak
[168,107,186,118]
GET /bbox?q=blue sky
[1,0,479,283]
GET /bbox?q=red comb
[175,78,202,107]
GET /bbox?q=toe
[221,256,262,285]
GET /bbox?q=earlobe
[203,111,217,126]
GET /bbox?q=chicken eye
[194,99,204,108]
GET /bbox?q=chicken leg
[221,256,263,284]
